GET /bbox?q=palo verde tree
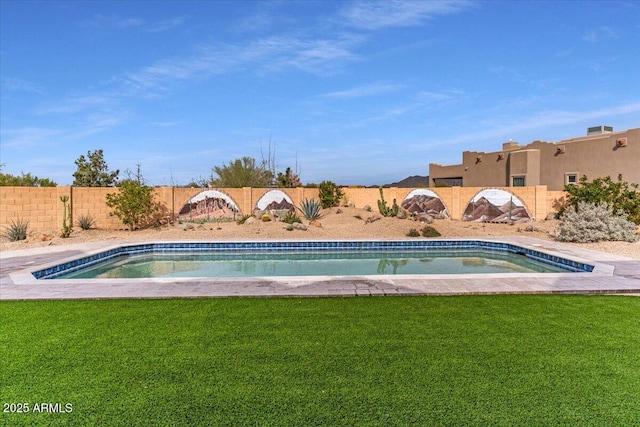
[72,149,119,187]
[211,157,273,188]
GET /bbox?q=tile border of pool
[2,237,639,299]
[32,239,594,279]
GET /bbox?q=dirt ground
[2,207,639,259]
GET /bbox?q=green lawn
[1,295,639,426]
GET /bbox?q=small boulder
[244,217,257,225]
[293,223,307,231]
[417,213,434,224]
[38,233,54,241]
[396,209,407,219]
[365,215,381,224]
[310,220,323,228]
[180,223,195,231]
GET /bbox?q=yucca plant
[76,214,97,230]
[1,218,29,242]
[298,198,323,221]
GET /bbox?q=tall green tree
[277,167,301,188]
[211,157,273,188]
[72,149,119,187]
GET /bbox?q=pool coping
[1,237,639,299]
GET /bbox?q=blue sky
[1,0,639,186]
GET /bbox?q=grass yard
[1,295,639,426]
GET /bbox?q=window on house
[512,176,526,187]
[565,173,578,185]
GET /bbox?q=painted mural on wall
[178,190,240,221]
[463,189,531,222]
[255,190,295,212]
[401,189,448,217]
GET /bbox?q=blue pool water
[34,241,592,279]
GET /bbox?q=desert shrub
[105,180,159,231]
[556,201,639,243]
[298,198,323,221]
[318,181,344,208]
[76,214,96,230]
[1,218,29,241]
[406,228,420,237]
[559,174,640,224]
[282,210,302,224]
[261,214,271,222]
[421,226,442,238]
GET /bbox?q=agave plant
[298,198,323,221]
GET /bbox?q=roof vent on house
[587,125,613,135]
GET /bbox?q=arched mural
[178,190,240,221]
[463,189,531,222]
[401,189,448,217]
[255,189,295,212]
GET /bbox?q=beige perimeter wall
[0,185,566,234]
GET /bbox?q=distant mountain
[380,175,430,188]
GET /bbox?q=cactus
[60,195,73,238]
[377,188,398,217]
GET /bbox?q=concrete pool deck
[1,237,639,300]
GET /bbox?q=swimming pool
[33,240,594,280]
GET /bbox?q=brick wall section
[1,185,565,234]
[0,187,58,233]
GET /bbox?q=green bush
[105,180,159,231]
[298,198,323,221]
[556,201,638,243]
[1,218,29,241]
[421,226,442,237]
[559,174,640,225]
[406,228,420,237]
[318,181,344,208]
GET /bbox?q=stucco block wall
[2,185,569,235]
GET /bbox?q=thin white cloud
[2,111,128,148]
[0,127,64,148]
[583,26,617,43]
[84,15,184,33]
[145,17,186,33]
[1,77,44,94]
[428,102,640,149]
[114,34,363,96]
[340,0,475,30]
[36,95,114,115]
[322,83,404,99]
